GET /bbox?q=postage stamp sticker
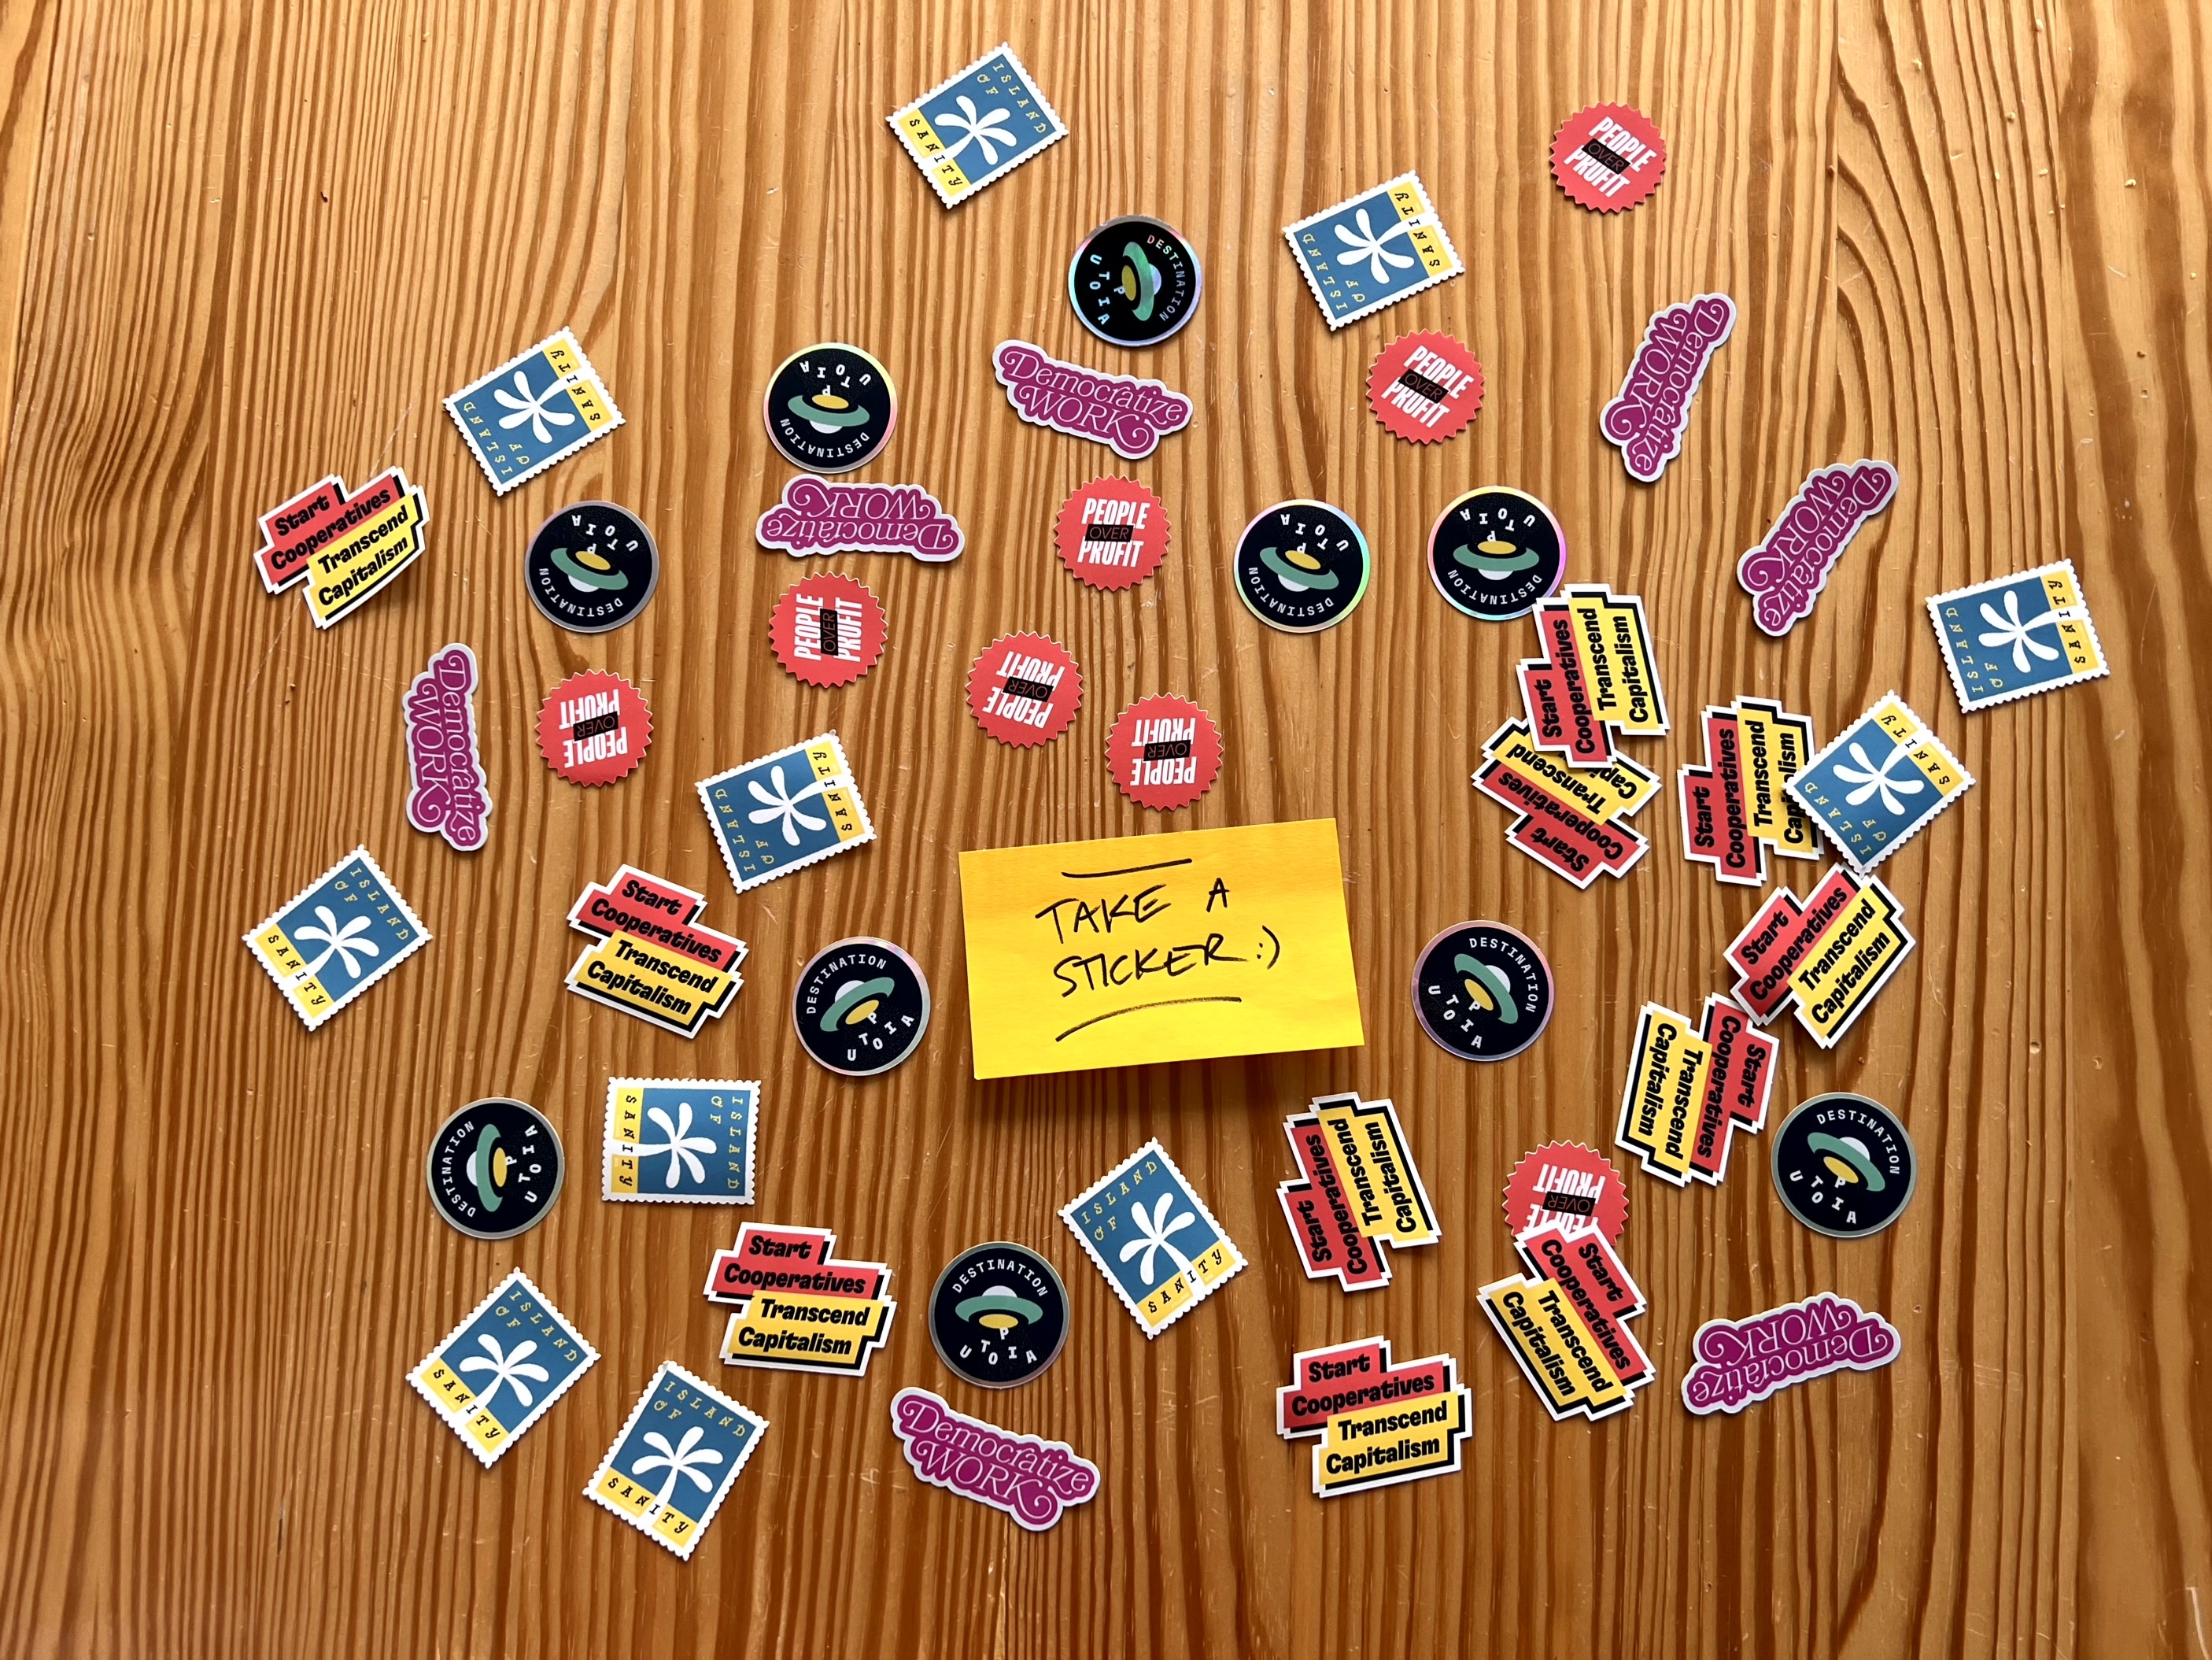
[698,732,874,894]
[1786,693,1973,873]
[584,1361,767,1560]
[604,1078,759,1204]
[1061,1138,1246,1338]
[1283,172,1463,330]
[409,1268,598,1468]
[1927,558,2109,712]
[445,327,622,496]
[888,43,1068,208]
[243,846,429,1031]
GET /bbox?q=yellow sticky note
[958,819,1364,1080]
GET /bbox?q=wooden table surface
[3,1,2206,1654]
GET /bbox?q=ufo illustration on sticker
[1413,922,1553,1062]
[763,342,898,472]
[1258,543,1342,593]
[425,1098,564,1240]
[1455,953,1520,1025]
[1234,500,1371,634]
[819,974,899,1033]
[928,1241,1070,1388]
[793,937,930,1077]
[788,389,872,433]
[1068,216,1202,347]
[526,501,658,634]
[1427,486,1567,621]
[550,542,630,594]
[1771,1093,1916,1239]
[1453,534,1542,581]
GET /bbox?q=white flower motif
[456,1334,549,1410]
[1976,591,2063,675]
[639,1100,716,1189]
[746,762,829,846]
[1832,741,1926,816]
[1331,208,1416,285]
[493,368,577,446]
[632,1425,723,1518]
[1117,1192,1198,1288]
[934,94,1016,167]
[291,904,379,983]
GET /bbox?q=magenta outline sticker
[755,475,964,563]
[1680,1293,1900,1415]
[889,1387,1099,1531]
[402,643,491,852]
[992,340,1192,461]
[1601,294,1734,482]
[1737,461,1900,637]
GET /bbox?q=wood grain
[1,0,2206,1654]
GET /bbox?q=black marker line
[1054,996,1243,1042]
[1059,857,1195,881]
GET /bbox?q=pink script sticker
[889,1388,1099,1532]
[1736,460,1900,637]
[755,475,964,562]
[1679,1293,1900,1415]
[1601,294,1734,482]
[992,340,1192,461]
[403,643,490,852]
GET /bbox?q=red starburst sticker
[769,572,887,687]
[1367,332,1485,444]
[1106,695,1222,812]
[536,670,652,786]
[966,633,1084,748]
[1054,478,1171,591]
[1502,1142,1629,1244]
[1550,104,1667,213]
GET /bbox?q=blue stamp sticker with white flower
[696,731,875,895]
[888,43,1068,209]
[1927,559,2109,713]
[1785,693,1974,874]
[585,1361,768,1562]
[1283,172,1464,331]
[443,327,624,496]
[409,1269,598,1468]
[243,845,430,1031]
[604,1078,759,1204]
[1059,1137,1246,1338]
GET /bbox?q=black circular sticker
[927,1241,1071,1389]
[1412,922,1553,1062]
[1233,501,1372,634]
[424,1098,564,1240]
[762,342,898,474]
[1067,216,1203,347]
[525,501,659,634]
[792,937,931,1077]
[1427,487,1568,621]
[1771,1093,1916,1239]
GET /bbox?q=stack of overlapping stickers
[1275,1092,1438,1292]
[1725,865,1915,1048]
[1275,1337,1472,1496]
[1475,585,1671,885]
[1613,998,1778,1185]
[1472,719,1660,887]
[563,864,747,1039]
[1677,697,1821,885]
[1479,1220,1653,1422]
[703,1223,897,1377]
